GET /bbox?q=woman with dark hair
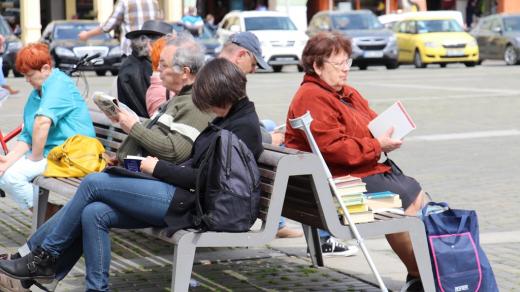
[0,58,263,292]
[285,31,426,290]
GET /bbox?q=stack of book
[333,176,375,225]
[364,191,402,212]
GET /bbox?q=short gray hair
[130,35,150,57]
[166,32,205,75]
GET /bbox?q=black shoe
[321,237,359,257]
[403,274,424,292]
[0,247,56,281]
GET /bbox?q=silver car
[307,10,399,70]
[471,13,520,65]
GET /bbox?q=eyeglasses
[325,58,353,70]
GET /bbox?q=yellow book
[340,211,375,225]
[337,203,369,216]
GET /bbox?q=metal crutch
[289,111,388,292]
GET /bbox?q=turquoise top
[181,15,203,26]
[18,69,95,156]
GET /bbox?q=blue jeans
[26,207,81,281]
[319,229,331,239]
[37,173,175,292]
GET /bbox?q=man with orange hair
[0,43,95,214]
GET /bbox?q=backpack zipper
[225,132,232,177]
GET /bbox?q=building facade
[2,0,519,44]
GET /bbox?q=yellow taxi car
[394,16,479,68]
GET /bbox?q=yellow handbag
[43,134,107,178]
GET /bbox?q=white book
[92,91,120,120]
[92,91,139,122]
[368,101,416,140]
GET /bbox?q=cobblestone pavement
[0,193,380,292]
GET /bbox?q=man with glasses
[117,20,172,118]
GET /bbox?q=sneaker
[401,274,424,292]
[321,237,359,257]
[276,226,304,238]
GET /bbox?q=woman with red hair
[0,43,95,215]
[145,35,174,116]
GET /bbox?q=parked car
[394,16,479,68]
[0,14,23,77]
[40,20,122,76]
[379,10,464,30]
[307,10,399,70]
[170,22,222,61]
[470,13,520,65]
[217,10,308,72]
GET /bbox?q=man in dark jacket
[117,20,172,118]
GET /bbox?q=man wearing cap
[218,32,304,239]
[218,31,270,74]
[79,0,162,57]
[117,20,172,118]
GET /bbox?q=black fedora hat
[126,20,172,39]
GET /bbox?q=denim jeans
[39,172,175,291]
[278,217,286,229]
[25,207,81,281]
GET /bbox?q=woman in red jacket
[285,31,426,290]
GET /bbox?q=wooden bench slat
[94,127,127,142]
[96,139,123,151]
[258,168,276,181]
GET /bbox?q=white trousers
[0,156,47,209]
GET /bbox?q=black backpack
[194,127,261,232]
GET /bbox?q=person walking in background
[466,0,478,30]
[78,0,162,57]
[117,20,172,117]
[204,14,218,36]
[0,34,19,102]
[181,6,204,36]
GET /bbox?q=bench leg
[31,186,49,234]
[409,225,435,292]
[171,237,197,292]
[302,224,324,267]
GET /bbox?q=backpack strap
[193,130,221,229]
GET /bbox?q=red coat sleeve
[287,89,382,169]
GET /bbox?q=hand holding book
[376,127,402,153]
[92,92,139,131]
[117,108,140,133]
[368,101,416,152]
[140,156,159,175]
